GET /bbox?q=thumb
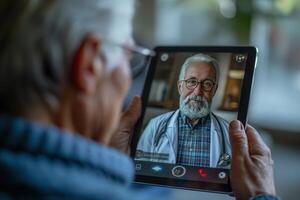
[229,120,248,158]
[120,96,141,129]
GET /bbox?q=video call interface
[134,51,248,184]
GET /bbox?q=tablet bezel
[130,46,257,193]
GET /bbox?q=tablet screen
[131,47,257,192]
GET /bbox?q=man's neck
[188,118,200,126]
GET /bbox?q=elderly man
[137,54,231,168]
[0,0,278,200]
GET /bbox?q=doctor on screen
[136,54,231,168]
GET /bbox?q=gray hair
[178,53,220,83]
[0,0,135,114]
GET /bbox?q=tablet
[130,46,257,193]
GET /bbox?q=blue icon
[152,165,162,172]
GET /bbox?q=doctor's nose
[192,83,205,96]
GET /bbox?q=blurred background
[127,0,300,199]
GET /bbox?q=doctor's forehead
[184,62,216,80]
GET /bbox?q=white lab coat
[136,110,231,168]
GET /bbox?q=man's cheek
[111,66,131,97]
[182,95,190,104]
[204,94,212,103]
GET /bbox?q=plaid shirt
[176,112,211,167]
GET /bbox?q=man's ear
[212,84,218,96]
[177,80,183,95]
[70,34,104,95]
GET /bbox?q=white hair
[0,0,135,113]
[178,53,220,83]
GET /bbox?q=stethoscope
[153,111,231,167]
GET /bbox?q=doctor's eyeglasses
[182,78,216,92]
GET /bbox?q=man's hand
[109,96,141,154]
[229,120,276,200]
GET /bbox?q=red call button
[198,169,208,178]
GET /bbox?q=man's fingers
[229,120,248,158]
[245,125,271,157]
[121,96,141,128]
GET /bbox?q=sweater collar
[0,115,134,185]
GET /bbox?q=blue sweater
[0,116,279,200]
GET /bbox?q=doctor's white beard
[179,95,211,120]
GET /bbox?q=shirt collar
[179,111,211,128]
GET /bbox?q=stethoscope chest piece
[218,153,231,167]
